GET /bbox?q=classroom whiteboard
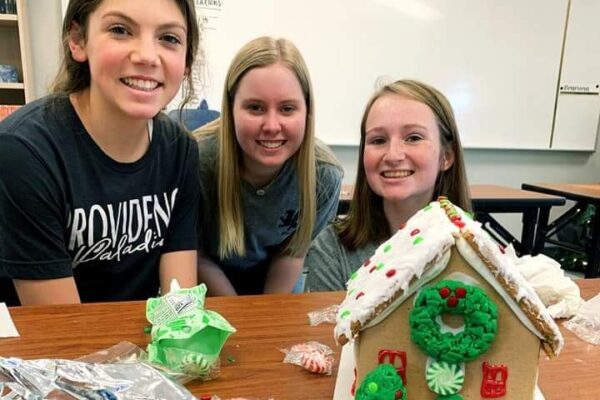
[180,0,569,149]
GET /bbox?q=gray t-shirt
[197,135,343,271]
[304,224,379,292]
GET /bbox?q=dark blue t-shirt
[0,94,199,302]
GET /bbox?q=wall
[26,0,600,236]
[25,0,62,100]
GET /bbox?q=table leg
[587,203,600,278]
[533,207,551,255]
[521,209,537,255]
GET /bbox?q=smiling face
[232,62,307,185]
[363,93,454,212]
[68,0,188,120]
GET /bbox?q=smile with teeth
[121,78,160,92]
[257,140,286,149]
[382,170,413,178]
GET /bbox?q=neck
[241,156,284,188]
[70,90,150,163]
[383,196,430,234]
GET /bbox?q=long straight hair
[337,80,471,250]
[194,37,339,258]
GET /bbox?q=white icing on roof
[334,199,564,356]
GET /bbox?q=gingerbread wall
[355,248,541,399]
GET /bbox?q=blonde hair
[337,79,471,250]
[194,37,339,258]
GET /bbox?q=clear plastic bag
[563,292,600,345]
[281,341,334,375]
[307,304,339,326]
[0,354,196,400]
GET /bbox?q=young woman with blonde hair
[194,36,343,295]
[305,79,471,291]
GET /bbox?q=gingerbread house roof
[334,199,563,358]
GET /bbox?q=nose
[130,35,159,66]
[383,138,406,163]
[262,110,281,134]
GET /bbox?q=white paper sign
[0,303,19,338]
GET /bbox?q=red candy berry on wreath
[456,287,467,298]
[395,390,404,399]
[447,296,458,307]
[439,287,451,298]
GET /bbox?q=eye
[405,133,424,143]
[280,104,297,114]
[367,136,387,145]
[245,103,264,113]
[108,25,130,37]
[161,34,182,46]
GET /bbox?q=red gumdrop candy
[439,287,451,298]
[447,296,458,307]
[386,269,396,278]
[395,390,403,399]
[455,287,467,298]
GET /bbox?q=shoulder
[0,95,72,163]
[0,95,62,137]
[195,132,218,172]
[316,159,343,183]
[311,224,344,253]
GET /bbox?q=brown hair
[337,79,471,250]
[50,0,199,110]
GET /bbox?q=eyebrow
[102,11,187,32]
[366,123,429,134]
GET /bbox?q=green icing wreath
[409,280,498,363]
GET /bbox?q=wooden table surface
[2,280,599,399]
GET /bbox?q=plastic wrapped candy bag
[564,292,600,345]
[0,356,196,399]
[146,281,236,381]
[281,341,334,375]
[307,304,339,326]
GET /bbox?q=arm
[159,250,197,294]
[0,134,76,305]
[13,277,81,305]
[304,226,348,292]
[263,253,304,294]
[197,250,237,296]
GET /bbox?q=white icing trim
[443,271,483,288]
[455,237,544,340]
[363,249,451,330]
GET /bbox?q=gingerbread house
[334,198,563,400]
